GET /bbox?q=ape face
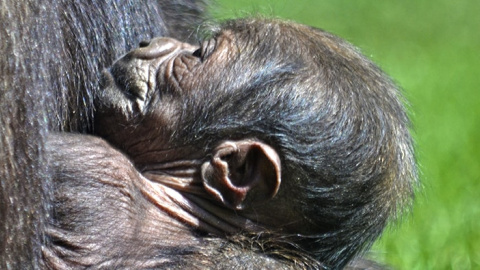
[96,35,236,155]
[96,21,306,158]
[96,38,195,150]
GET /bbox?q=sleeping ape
[47,19,417,269]
[0,1,417,269]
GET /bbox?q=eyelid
[202,38,217,60]
[192,47,202,58]
[192,38,217,61]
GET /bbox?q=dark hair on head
[180,18,417,269]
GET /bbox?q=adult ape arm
[0,1,206,268]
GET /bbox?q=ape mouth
[98,38,199,117]
[109,59,154,101]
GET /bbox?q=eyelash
[192,38,217,61]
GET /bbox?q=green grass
[212,1,480,269]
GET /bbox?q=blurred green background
[212,1,479,269]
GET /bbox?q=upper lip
[109,61,148,101]
[106,39,198,104]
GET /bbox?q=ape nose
[136,38,197,57]
[130,38,178,59]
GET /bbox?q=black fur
[0,1,205,268]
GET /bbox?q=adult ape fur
[0,1,206,268]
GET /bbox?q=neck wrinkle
[132,146,205,167]
[139,160,263,236]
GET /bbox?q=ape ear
[201,140,281,210]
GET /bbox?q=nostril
[131,38,178,59]
[139,40,151,48]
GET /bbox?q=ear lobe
[201,140,281,210]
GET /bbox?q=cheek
[172,50,233,95]
[172,64,205,95]
[147,99,180,130]
[173,56,200,81]
[164,54,202,95]
[132,96,181,139]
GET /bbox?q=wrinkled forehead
[222,19,317,41]
[217,20,282,45]
[208,25,281,64]
[217,19,321,64]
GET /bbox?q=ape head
[95,18,417,268]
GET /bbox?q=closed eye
[202,39,216,60]
[192,47,202,58]
[191,39,217,61]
